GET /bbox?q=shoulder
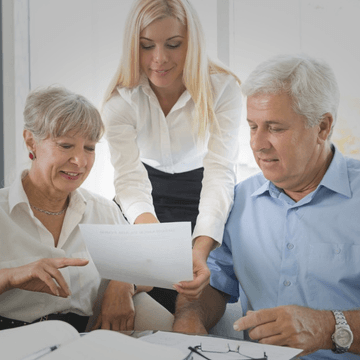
[77,188,127,224]
[102,86,142,123]
[345,156,360,188]
[210,73,242,105]
[210,72,239,91]
[234,171,266,198]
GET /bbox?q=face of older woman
[30,130,96,197]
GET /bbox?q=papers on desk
[0,321,186,360]
[80,222,193,289]
[141,331,302,360]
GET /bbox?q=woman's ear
[23,130,36,152]
[317,113,333,143]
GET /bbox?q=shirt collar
[318,145,351,198]
[9,170,31,214]
[251,145,351,199]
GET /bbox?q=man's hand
[173,236,214,300]
[233,305,334,356]
[92,281,137,331]
[1,258,89,297]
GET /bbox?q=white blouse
[103,73,242,244]
[0,172,127,322]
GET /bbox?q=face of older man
[31,130,96,197]
[247,92,331,198]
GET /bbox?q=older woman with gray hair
[0,86,133,332]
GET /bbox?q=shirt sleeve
[192,75,242,244]
[102,93,157,224]
[208,231,240,303]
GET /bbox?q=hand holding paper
[80,222,193,289]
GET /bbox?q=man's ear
[23,129,36,152]
[317,113,333,143]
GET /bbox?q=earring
[29,150,36,160]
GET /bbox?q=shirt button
[335,249,341,254]
[287,243,294,250]
[283,280,291,287]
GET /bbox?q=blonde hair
[24,85,104,142]
[103,0,240,138]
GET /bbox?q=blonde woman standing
[102,0,242,319]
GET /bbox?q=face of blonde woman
[30,130,96,197]
[139,16,188,95]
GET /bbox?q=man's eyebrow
[247,119,284,125]
[140,35,184,41]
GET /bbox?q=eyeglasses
[185,343,268,360]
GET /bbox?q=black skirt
[143,163,204,313]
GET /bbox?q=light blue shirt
[209,146,360,360]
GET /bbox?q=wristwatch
[331,310,353,354]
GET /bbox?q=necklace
[31,204,67,216]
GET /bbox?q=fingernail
[56,289,60,297]
[233,324,239,331]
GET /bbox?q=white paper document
[80,222,193,289]
[141,331,302,360]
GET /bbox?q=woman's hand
[0,257,89,297]
[173,236,215,300]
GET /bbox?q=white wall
[231,0,360,177]
[3,0,360,192]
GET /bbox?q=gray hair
[23,85,104,142]
[242,54,340,136]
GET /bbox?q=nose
[250,128,271,153]
[70,149,87,168]
[153,46,168,64]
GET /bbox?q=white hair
[242,54,340,137]
[24,85,104,142]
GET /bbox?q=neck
[148,75,186,102]
[284,143,334,202]
[22,171,69,212]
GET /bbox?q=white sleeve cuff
[192,214,225,247]
[124,202,157,224]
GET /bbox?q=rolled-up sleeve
[102,94,156,224]
[208,233,240,303]
[193,75,242,244]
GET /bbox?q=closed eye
[269,127,285,133]
[166,42,181,49]
[59,143,72,149]
[140,44,154,50]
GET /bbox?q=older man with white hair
[173,54,360,360]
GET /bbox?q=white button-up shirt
[0,172,127,322]
[103,73,242,244]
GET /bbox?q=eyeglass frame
[185,343,268,360]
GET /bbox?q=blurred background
[2,0,359,198]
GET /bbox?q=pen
[21,344,59,360]
[187,347,211,360]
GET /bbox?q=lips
[62,171,80,176]
[151,67,174,76]
[60,171,82,180]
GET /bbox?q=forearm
[134,212,159,224]
[192,236,217,260]
[0,268,10,295]
[173,284,229,333]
